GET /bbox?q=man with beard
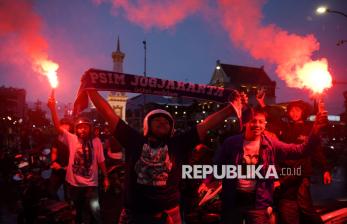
[211,107,327,224]
[48,97,109,224]
[87,89,243,224]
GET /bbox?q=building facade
[107,37,128,121]
[0,86,26,119]
[210,60,276,106]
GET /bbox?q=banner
[73,68,238,115]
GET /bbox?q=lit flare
[36,59,59,88]
[296,59,332,94]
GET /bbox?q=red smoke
[95,0,203,29]
[0,0,47,63]
[1,0,332,94]
[217,0,331,93]
[96,0,331,93]
[0,0,59,87]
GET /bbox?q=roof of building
[217,63,275,86]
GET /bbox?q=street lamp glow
[216,65,221,70]
[316,6,328,14]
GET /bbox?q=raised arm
[47,96,63,134]
[197,96,242,141]
[256,88,266,108]
[275,111,328,160]
[87,90,120,132]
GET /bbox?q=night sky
[0,0,346,113]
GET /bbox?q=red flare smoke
[96,0,332,93]
[0,0,59,88]
[217,0,332,93]
[95,0,203,29]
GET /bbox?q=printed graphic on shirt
[243,140,260,165]
[72,144,94,178]
[237,140,260,192]
[135,143,173,186]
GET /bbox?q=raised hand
[312,111,328,135]
[47,96,56,110]
[198,183,209,194]
[256,87,266,108]
[274,180,281,190]
[103,177,110,192]
[50,161,62,170]
[323,171,332,185]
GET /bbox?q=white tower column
[107,36,128,121]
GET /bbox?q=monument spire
[108,35,128,121]
[116,36,120,52]
[112,36,125,73]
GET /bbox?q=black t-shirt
[52,137,69,167]
[278,122,313,199]
[280,122,311,144]
[114,120,200,213]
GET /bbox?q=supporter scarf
[73,68,239,115]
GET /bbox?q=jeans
[67,184,101,224]
[278,178,323,224]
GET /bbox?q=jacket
[214,132,320,210]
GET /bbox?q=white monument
[107,37,128,121]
